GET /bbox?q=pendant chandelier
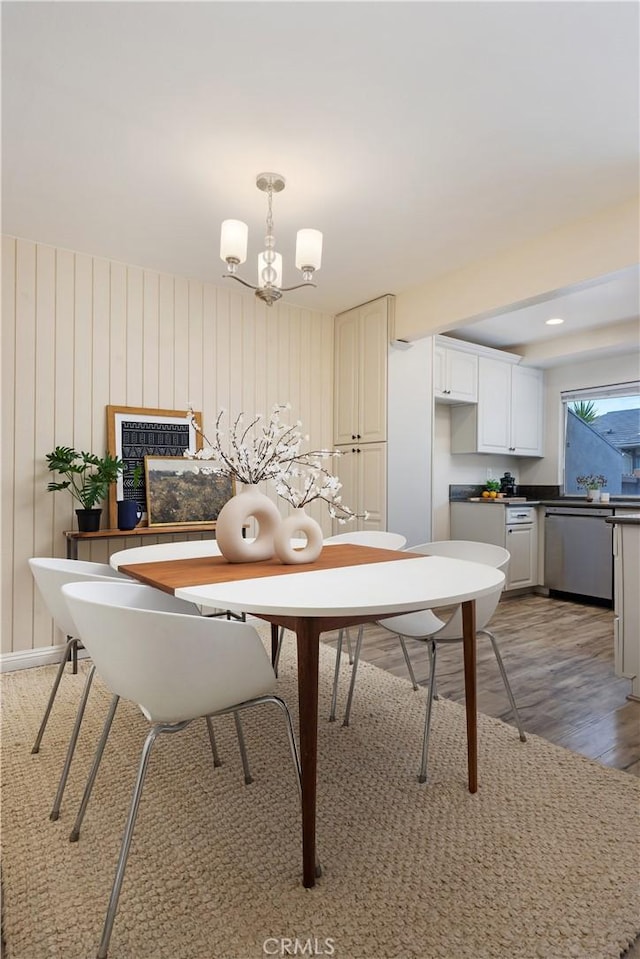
[219,173,323,307]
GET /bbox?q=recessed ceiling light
[545,317,564,326]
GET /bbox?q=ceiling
[2,2,639,351]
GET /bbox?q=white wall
[431,404,522,540]
[1,236,335,659]
[387,336,433,546]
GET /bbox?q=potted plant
[46,446,125,531]
[482,479,502,499]
[576,473,607,502]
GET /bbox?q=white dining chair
[28,558,131,819]
[61,579,308,959]
[335,540,527,782]
[29,557,253,824]
[272,529,407,683]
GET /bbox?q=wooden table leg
[461,599,478,794]
[295,617,321,888]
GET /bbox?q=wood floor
[321,592,640,777]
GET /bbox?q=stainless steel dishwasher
[544,506,614,603]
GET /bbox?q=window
[562,382,640,497]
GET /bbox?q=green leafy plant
[576,473,607,491]
[46,446,125,509]
[571,401,598,424]
[485,479,501,492]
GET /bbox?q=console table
[64,524,219,560]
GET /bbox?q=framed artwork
[144,456,235,527]
[106,406,203,528]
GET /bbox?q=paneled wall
[1,236,334,660]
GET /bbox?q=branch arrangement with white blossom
[185,405,367,523]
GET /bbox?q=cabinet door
[358,301,388,443]
[434,346,478,403]
[433,346,447,397]
[476,357,511,453]
[447,349,478,403]
[358,442,387,530]
[506,524,537,588]
[510,366,544,456]
[334,308,360,445]
[332,442,386,533]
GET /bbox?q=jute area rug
[2,626,639,959]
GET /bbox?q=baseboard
[0,645,90,673]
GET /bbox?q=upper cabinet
[433,342,478,403]
[450,356,544,457]
[334,295,393,445]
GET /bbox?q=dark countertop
[539,499,640,509]
[451,498,640,509]
[605,513,640,525]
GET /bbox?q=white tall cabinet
[334,298,389,446]
[333,296,392,532]
[332,296,432,543]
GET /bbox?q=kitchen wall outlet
[486,468,493,480]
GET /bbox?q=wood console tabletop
[64,523,220,559]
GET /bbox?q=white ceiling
[2,2,639,349]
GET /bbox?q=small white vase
[215,484,280,563]
[273,508,323,565]
[587,489,601,503]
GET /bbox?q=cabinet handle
[357,448,361,453]
[356,434,361,439]
[352,434,356,440]
[351,447,356,453]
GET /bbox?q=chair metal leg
[273,626,285,678]
[398,635,419,691]
[32,637,76,754]
[418,641,438,783]
[342,625,364,727]
[344,628,354,665]
[233,711,253,784]
[205,716,222,767]
[480,628,527,743]
[426,640,439,700]
[226,694,322,879]
[96,720,190,959]
[69,695,120,843]
[50,665,96,821]
[328,629,345,722]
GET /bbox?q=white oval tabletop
[174,555,504,618]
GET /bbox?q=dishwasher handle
[545,507,613,519]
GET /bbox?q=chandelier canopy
[220,173,323,307]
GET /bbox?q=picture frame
[144,456,235,527]
[106,406,203,528]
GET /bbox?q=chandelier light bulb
[220,220,248,269]
[295,229,323,273]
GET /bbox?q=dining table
[116,542,505,888]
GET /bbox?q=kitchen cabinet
[450,502,538,590]
[610,516,640,701]
[333,442,387,533]
[450,358,544,456]
[434,342,478,403]
[334,296,392,446]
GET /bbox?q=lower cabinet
[333,442,386,533]
[450,502,538,591]
[505,523,538,589]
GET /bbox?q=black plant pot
[75,508,102,533]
